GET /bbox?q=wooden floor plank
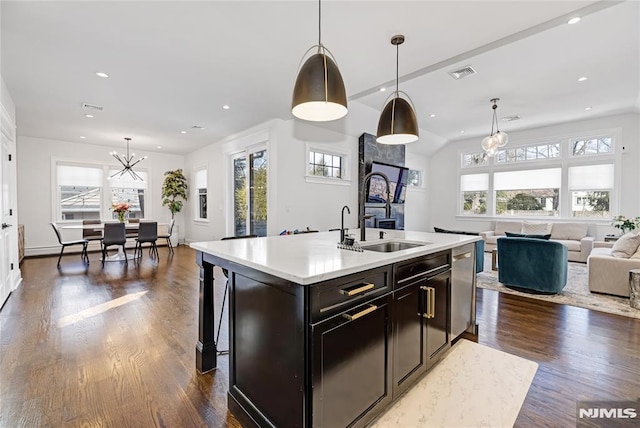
[1,246,638,427]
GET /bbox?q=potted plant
[161,169,188,246]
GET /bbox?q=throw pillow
[505,232,551,240]
[521,221,551,235]
[494,221,523,236]
[434,227,479,236]
[631,246,640,259]
[611,231,640,258]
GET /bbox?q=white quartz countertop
[190,229,480,285]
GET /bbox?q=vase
[117,211,127,223]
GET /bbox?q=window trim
[51,158,151,222]
[193,164,209,222]
[304,143,352,186]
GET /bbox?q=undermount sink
[361,240,429,253]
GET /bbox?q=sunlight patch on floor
[57,290,148,328]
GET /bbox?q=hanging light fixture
[376,35,419,145]
[109,137,147,181]
[481,98,509,156]
[291,0,347,122]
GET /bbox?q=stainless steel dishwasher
[451,243,476,338]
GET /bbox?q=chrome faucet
[340,205,351,244]
[360,172,392,242]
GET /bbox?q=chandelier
[109,137,147,181]
[481,98,508,157]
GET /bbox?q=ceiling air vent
[448,65,477,80]
[82,102,104,111]
[191,125,206,130]
[502,115,521,122]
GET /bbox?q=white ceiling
[2,1,638,157]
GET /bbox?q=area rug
[370,339,538,428]
[477,253,640,320]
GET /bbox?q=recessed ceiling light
[180,130,187,134]
[222,105,230,110]
[460,130,465,134]
[157,145,162,149]
[585,106,592,111]
[568,17,581,25]
[578,76,588,82]
[79,136,86,139]
[429,114,436,118]
[84,114,94,118]
[379,87,386,92]
[95,72,109,78]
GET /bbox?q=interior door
[0,131,14,308]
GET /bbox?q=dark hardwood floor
[1,246,638,427]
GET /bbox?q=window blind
[195,169,207,189]
[568,164,614,190]
[460,173,488,191]
[57,165,103,187]
[494,168,561,190]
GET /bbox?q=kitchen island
[190,229,480,428]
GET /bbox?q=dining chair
[101,222,127,266]
[158,219,175,253]
[216,234,258,354]
[134,221,159,260]
[50,222,89,267]
[82,219,103,242]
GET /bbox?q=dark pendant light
[291,0,347,122]
[376,35,419,145]
[481,98,509,157]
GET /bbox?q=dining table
[58,221,167,261]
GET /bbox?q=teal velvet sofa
[497,237,568,294]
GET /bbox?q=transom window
[407,169,422,187]
[495,143,560,163]
[571,137,613,156]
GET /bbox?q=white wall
[404,152,430,232]
[183,119,361,242]
[429,112,640,239]
[17,136,184,255]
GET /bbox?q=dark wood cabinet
[425,270,451,366]
[393,278,427,396]
[311,292,393,428]
[393,251,451,396]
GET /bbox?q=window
[460,174,488,215]
[108,169,147,220]
[308,150,343,179]
[57,165,103,220]
[407,169,422,187]
[495,142,560,163]
[494,168,561,217]
[194,168,207,220]
[232,148,267,237]
[458,132,617,218]
[568,164,613,218]
[572,137,613,156]
[461,152,489,168]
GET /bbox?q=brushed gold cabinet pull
[430,288,435,319]
[343,304,377,321]
[339,282,375,296]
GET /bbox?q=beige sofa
[480,220,594,262]
[588,241,640,298]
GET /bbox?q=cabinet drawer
[310,266,392,323]
[396,250,451,286]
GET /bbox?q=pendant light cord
[318,0,322,47]
[395,42,399,95]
